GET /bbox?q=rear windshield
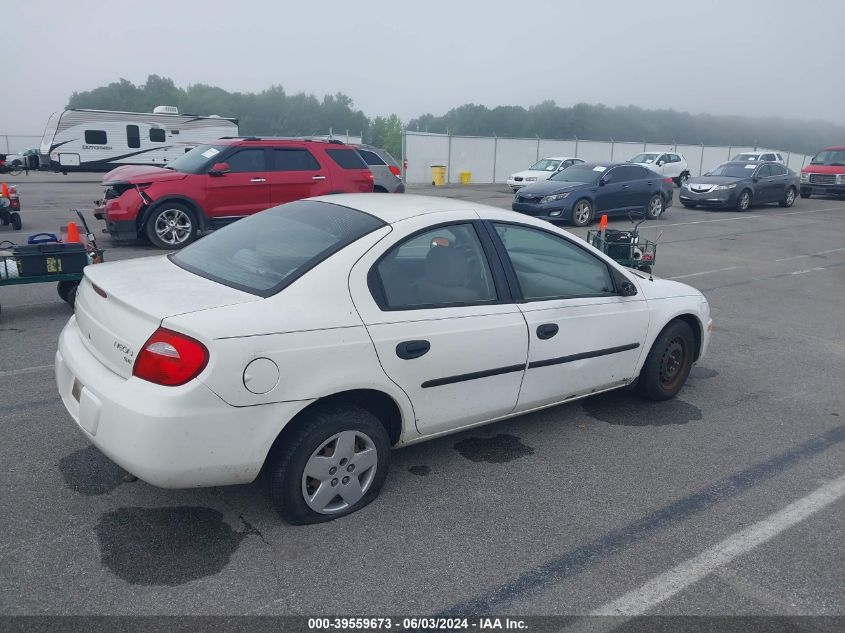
[357,149,387,166]
[326,148,368,169]
[170,201,385,296]
[731,154,760,162]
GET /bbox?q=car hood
[517,179,589,195]
[511,169,556,180]
[802,164,845,174]
[102,164,188,185]
[687,175,747,186]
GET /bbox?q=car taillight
[663,177,673,184]
[389,165,401,177]
[364,170,374,180]
[132,327,209,386]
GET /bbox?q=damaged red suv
[95,137,374,249]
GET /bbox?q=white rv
[39,106,239,172]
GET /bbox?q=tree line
[67,75,840,159]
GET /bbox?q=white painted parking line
[775,247,845,262]
[0,365,53,378]
[669,266,740,280]
[640,204,845,230]
[589,473,845,616]
[790,267,826,276]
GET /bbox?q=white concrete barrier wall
[403,131,812,184]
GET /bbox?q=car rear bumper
[56,316,311,488]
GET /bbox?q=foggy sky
[2,0,844,135]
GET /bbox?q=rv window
[171,130,180,135]
[84,130,107,145]
[126,125,140,149]
[149,128,166,143]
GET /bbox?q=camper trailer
[39,106,239,172]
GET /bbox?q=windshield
[810,149,845,166]
[171,201,385,296]
[549,164,602,183]
[731,154,760,162]
[705,163,757,178]
[165,144,226,173]
[630,153,659,164]
[528,159,561,172]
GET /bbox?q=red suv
[800,145,845,199]
[94,137,374,248]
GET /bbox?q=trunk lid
[74,256,260,378]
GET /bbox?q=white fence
[403,131,813,184]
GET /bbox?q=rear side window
[358,149,387,166]
[326,148,367,169]
[150,128,166,143]
[272,148,321,171]
[770,164,788,176]
[171,201,385,297]
[84,130,107,145]
[126,125,140,149]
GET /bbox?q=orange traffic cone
[1,183,8,198]
[599,214,608,230]
[66,221,82,243]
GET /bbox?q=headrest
[424,246,468,288]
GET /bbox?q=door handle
[646,181,653,185]
[250,178,266,183]
[622,184,630,189]
[396,340,430,360]
[536,323,559,340]
[312,175,326,180]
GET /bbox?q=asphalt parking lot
[1,174,843,618]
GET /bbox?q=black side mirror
[619,280,638,296]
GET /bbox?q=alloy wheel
[649,196,663,217]
[573,202,592,225]
[301,430,378,514]
[154,208,193,246]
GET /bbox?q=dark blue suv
[511,162,674,226]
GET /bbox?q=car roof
[311,193,488,224]
[538,156,579,161]
[213,137,350,147]
[823,145,845,151]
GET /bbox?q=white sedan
[56,194,712,524]
[507,156,584,191]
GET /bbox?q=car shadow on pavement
[582,390,703,426]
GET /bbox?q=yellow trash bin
[459,171,472,185]
[430,165,447,186]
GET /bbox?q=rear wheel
[11,212,22,230]
[145,204,198,249]
[267,403,391,524]
[779,186,796,208]
[737,190,752,211]
[57,280,79,304]
[570,199,593,227]
[637,320,694,401]
[679,171,690,186]
[7,164,22,176]
[645,194,664,219]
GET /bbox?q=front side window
[493,223,614,300]
[225,149,266,173]
[272,148,321,171]
[84,130,107,145]
[374,224,497,309]
[172,201,384,296]
[756,164,772,178]
[149,128,166,143]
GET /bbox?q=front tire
[11,212,22,230]
[145,203,198,249]
[779,187,796,208]
[737,190,752,211]
[268,404,391,525]
[570,199,594,227]
[799,189,811,199]
[645,194,664,219]
[637,320,695,401]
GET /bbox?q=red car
[94,138,374,248]
[800,145,845,199]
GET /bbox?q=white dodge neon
[507,157,584,192]
[56,194,711,524]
